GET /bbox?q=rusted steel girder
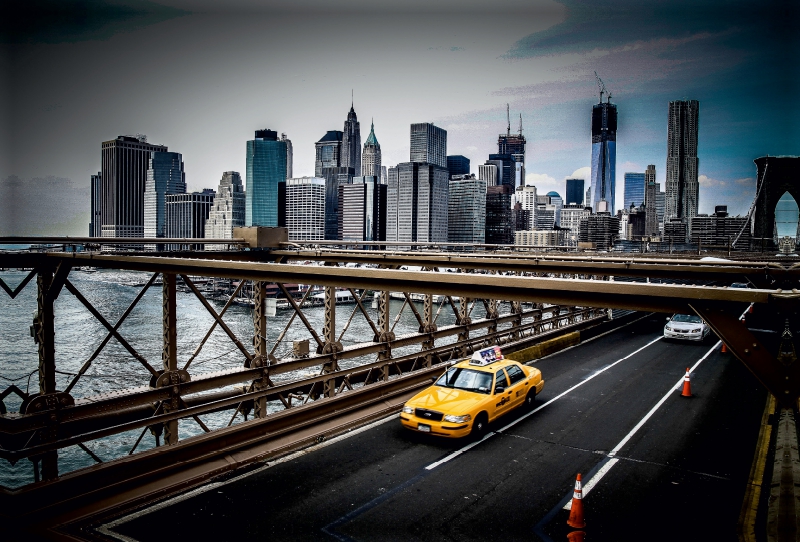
[26,254,774,314]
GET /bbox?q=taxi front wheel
[470,413,489,439]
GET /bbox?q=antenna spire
[506,104,510,136]
[518,113,523,135]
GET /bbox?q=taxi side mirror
[495,386,505,394]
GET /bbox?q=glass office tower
[566,178,584,205]
[144,151,186,249]
[246,129,287,227]
[623,172,645,209]
[590,101,617,214]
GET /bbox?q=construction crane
[594,71,611,103]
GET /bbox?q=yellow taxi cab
[400,346,544,439]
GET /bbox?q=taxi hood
[406,386,487,414]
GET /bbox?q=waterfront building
[144,151,186,250]
[624,172,645,209]
[485,184,514,245]
[618,207,630,240]
[590,100,617,214]
[579,212,619,250]
[566,178,584,205]
[165,190,215,250]
[386,162,449,244]
[342,104,361,176]
[515,229,566,247]
[447,155,470,178]
[644,165,659,238]
[663,218,688,244]
[99,135,168,238]
[410,123,447,168]
[665,100,699,233]
[205,171,246,250]
[282,133,293,179]
[279,177,325,241]
[448,176,486,244]
[362,121,381,178]
[315,130,343,177]
[512,202,530,233]
[246,129,287,227]
[89,172,101,237]
[488,154,516,187]
[560,204,592,246]
[339,176,387,243]
[478,163,499,187]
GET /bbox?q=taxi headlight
[692,328,701,333]
[443,414,472,424]
[402,406,414,415]
[665,326,672,331]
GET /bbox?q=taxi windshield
[671,314,702,323]
[435,367,493,394]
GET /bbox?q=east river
[0,268,500,488]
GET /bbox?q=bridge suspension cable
[732,158,768,248]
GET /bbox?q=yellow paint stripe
[737,393,776,542]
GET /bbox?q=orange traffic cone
[721,343,728,353]
[749,304,753,314]
[681,367,692,397]
[567,473,586,529]
[567,531,586,541]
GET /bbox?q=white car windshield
[436,367,493,394]
[671,314,702,323]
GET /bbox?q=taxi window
[506,364,525,385]
[495,369,509,391]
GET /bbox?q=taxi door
[491,368,513,420]
[504,363,529,408]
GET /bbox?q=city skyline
[1,0,797,236]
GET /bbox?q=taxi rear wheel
[524,389,536,409]
[470,412,488,439]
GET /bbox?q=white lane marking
[424,335,664,470]
[99,414,399,541]
[424,432,496,470]
[564,458,619,510]
[563,339,724,510]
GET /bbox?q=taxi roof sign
[469,346,504,366]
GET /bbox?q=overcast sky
[1,0,797,235]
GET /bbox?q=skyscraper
[205,171,246,249]
[623,172,645,209]
[447,155,470,178]
[479,162,500,186]
[665,99,699,225]
[410,123,447,168]
[362,121,381,178]
[246,129,287,227]
[485,185,514,244]
[644,165,658,238]
[341,104,361,176]
[566,178,584,206]
[322,166,354,240]
[339,176,386,244]
[315,131,343,177]
[448,177,486,244]
[515,185,537,230]
[498,110,526,185]
[386,162,448,244]
[89,172,101,237]
[281,133,293,179]
[144,151,186,250]
[280,177,326,241]
[99,135,168,238]
[488,154,516,187]
[165,190,215,250]
[590,100,617,214]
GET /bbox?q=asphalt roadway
[106,314,767,542]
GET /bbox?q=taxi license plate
[417,423,431,433]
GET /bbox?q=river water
[0,268,505,488]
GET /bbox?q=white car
[664,313,711,342]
